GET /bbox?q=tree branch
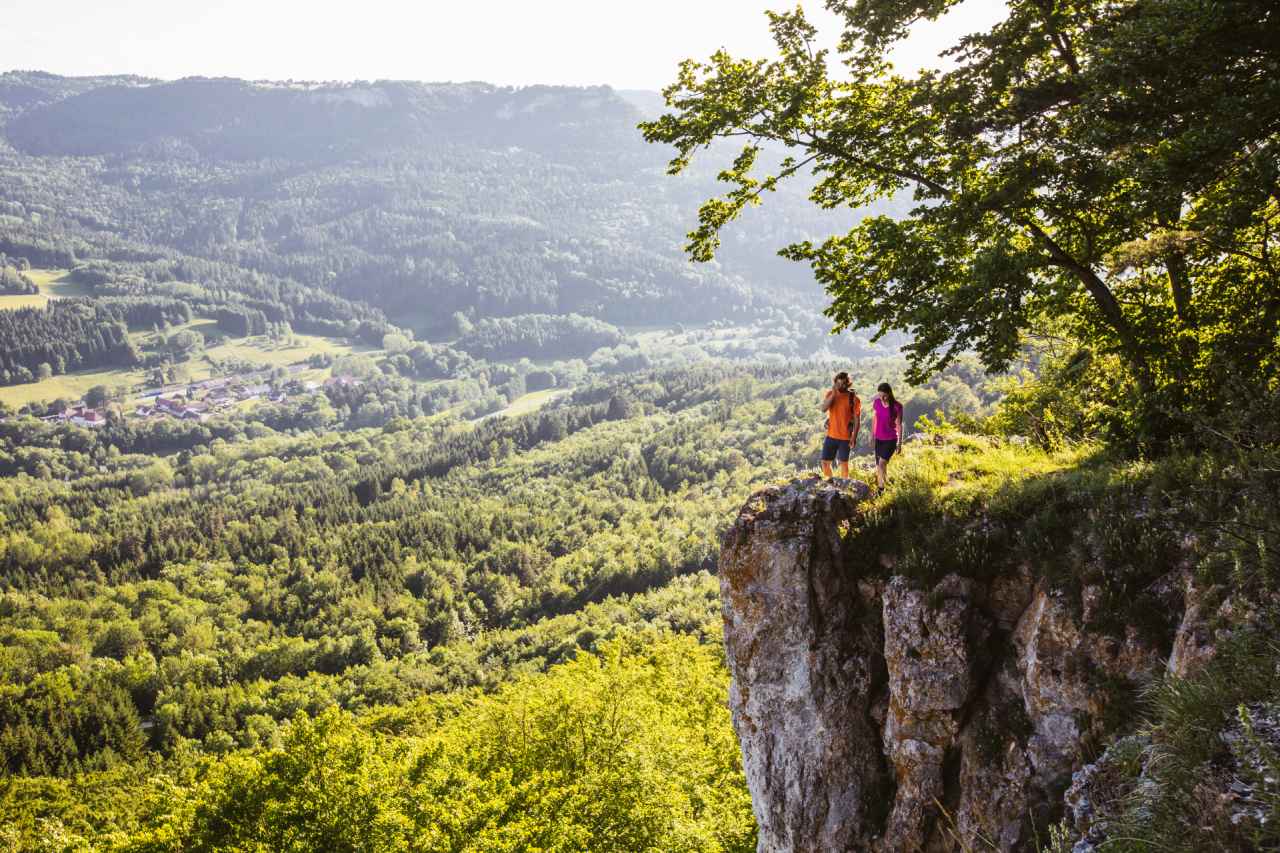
[1030,0,1082,76]
[809,135,954,199]
[1022,220,1153,385]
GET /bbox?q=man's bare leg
[822,460,833,479]
[838,461,850,479]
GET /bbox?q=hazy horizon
[1,0,1006,91]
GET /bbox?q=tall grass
[1097,629,1280,851]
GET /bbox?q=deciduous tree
[642,0,1280,441]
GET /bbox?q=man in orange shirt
[820,371,861,479]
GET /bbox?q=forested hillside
[0,359,997,848]
[0,71,893,342]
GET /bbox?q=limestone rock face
[1165,574,1276,680]
[879,575,987,851]
[1167,579,1219,678]
[718,478,1188,852]
[719,477,887,853]
[1015,589,1111,796]
[1063,734,1150,851]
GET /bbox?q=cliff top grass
[833,432,1276,640]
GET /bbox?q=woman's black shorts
[874,439,898,461]
[821,436,851,462]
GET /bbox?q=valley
[0,73,944,848]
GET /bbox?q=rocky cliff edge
[719,476,1259,852]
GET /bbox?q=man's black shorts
[875,438,898,461]
[821,436,851,462]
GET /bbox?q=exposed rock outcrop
[880,574,988,850]
[719,477,888,852]
[719,478,1208,852]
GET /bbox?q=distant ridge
[0,70,871,334]
[616,89,666,119]
[2,73,641,160]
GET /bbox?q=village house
[40,404,108,427]
[155,396,186,416]
[46,364,329,428]
[70,409,106,428]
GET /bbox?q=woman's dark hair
[834,371,850,385]
[877,382,899,418]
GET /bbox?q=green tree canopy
[84,384,111,408]
[642,0,1280,441]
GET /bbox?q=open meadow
[0,268,92,311]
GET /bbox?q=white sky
[0,0,1007,90]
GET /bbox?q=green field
[0,292,47,310]
[27,269,92,297]
[486,388,567,420]
[132,320,376,372]
[502,388,566,416]
[206,334,377,368]
[0,268,92,311]
[2,320,374,410]
[0,366,145,408]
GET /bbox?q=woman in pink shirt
[872,382,903,492]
